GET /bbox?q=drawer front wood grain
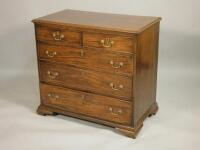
[83,33,136,53]
[35,24,81,46]
[39,61,133,100]
[40,83,132,125]
[38,43,134,76]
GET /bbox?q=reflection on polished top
[32,9,161,33]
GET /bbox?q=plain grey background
[0,0,200,149]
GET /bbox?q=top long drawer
[37,43,134,76]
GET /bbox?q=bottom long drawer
[40,83,132,125]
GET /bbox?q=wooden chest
[32,9,161,138]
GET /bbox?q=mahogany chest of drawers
[32,9,161,138]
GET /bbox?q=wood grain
[32,9,161,34]
[39,61,133,101]
[133,22,160,126]
[35,24,81,46]
[40,83,132,125]
[38,43,134,76]
[83,32,136,53]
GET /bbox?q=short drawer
[38,43,134,76]
[83,33,136,53]
[39,61,133,100]
[40,83,132,125]
[35,24,81,46]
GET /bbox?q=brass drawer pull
[45,51,57,58]
[47,93,59,99]
[108,107,123,115]
[100,38,114,48]
[47,71,59,79]
[110,83,123,90]
[52,31,64,41]
[110,60,123,69]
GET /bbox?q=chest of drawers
[32,9,161,138]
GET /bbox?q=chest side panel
[134,22,160,126]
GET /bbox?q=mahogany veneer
[32,9,161,138]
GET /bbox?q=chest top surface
[32,9,161,34]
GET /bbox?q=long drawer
[39,61,133,100]
[37,43,134,76]
[40,83,132,125]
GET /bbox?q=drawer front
[40,83,132,125]
[35,24,81,46]
[39,61,133,100]
[38,43,134,75]
[83,33,136,53]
